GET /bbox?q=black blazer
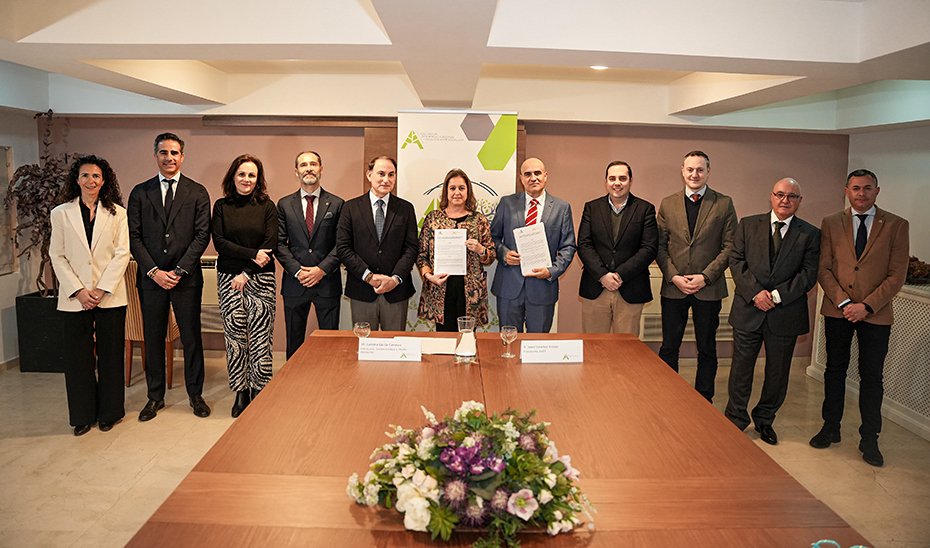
[276,188,344,298]
[728,213,821,336]
[128,174,211,290]
[336,193,418,303]
[577,194,658,303]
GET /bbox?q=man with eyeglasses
[724,178,820,445]
[810,169,909,467]
[656,150,737,402]
[491,157,576,332]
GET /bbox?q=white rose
[403,496,431,532]
[544,472,558,488]
[395,482,416,512]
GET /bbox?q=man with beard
[276,150,345,359]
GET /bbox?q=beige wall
[45,117,849,358]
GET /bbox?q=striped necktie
[525,198,538,226]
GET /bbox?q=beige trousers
[581,290,644,336]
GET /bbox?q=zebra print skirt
[217,271,276,391]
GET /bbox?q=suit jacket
[656,187,737,301]
[818,207,909,325]
[490,192,576,305]
[127,174,211,290]
[336,192,418,303]
[577,194,658,303]
[276,188,344,298]
[49,199,130,312]
[729,213,820,336]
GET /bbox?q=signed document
[513,222,552,276]
[433,228,467,276]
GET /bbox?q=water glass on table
[500,325,517,358]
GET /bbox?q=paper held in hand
[513,222,552,277]
[433,228,467,276]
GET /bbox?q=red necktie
[691,193,701,203]
[525,199,538,225]
[305,195,315,235]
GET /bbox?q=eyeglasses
[772,191,801,202]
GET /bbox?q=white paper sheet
[433,228,467,276]
[513,222,552,276]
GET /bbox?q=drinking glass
[500,325,517,358]
[353,321,371,339]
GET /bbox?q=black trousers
[64,306,126,426]
[436,276,466,332]
[283,293,340,359]
[139,285,205,400]
[658,295,722,402]
[822,316,891,440]
[725,323,798,430]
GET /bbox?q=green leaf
[427,505,459,542]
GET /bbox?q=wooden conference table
[129,332,868,547]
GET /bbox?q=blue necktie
[375,199,385,240]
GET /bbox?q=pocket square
[323,211,334,219]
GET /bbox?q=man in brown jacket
[810,169,909,467]
[656,151,738,402]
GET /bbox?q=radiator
[639,264,735,342]
[808,285,930,441]
[200,255,223,333]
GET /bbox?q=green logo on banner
[477,114,517,170]
[401,130,424,150]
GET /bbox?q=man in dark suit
[656,150,737,402]
[577,160,657,335]
[810,169,909,467]
[725,178,820,445]
[128,132,212,421]
[491,157,576,333]
[277,150,345,359]
[336,156,418,331]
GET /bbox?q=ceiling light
[590,65,608,71]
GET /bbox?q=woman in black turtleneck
[211,154,278,418]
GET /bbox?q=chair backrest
[124,259,180,342]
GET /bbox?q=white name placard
[520,340,584,363]
[358,338,422,361]
[393,336,457,355]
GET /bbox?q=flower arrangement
[347,401,594,547]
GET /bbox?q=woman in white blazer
[49,155,130,436]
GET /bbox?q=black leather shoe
[99,419,120,432]
[231,390,251,418]
[73,424,91,436]
[138,399,165,422]
[809,425,841,449]
[190,395,211,418]
[755,424,778,445]
[859,439,884,467]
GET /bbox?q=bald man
[490,157,576,332]
[724,178,820,445]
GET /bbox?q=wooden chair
[124,259,181,388]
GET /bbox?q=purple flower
[487,457,505,473]
[443,479,468,507]
[519,433,537,453]
[470,462,486,474]
[506,489,539,521]
[439,447,455,464]
[462,498,487,527]
[490,488,509,512]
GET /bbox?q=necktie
[691,193,701,203]
[305,195,316,235]
[855,213,868,259]
[772,221,785,256]
[525,198,538,226]
[163,179,174,214]
[375,199,385,240]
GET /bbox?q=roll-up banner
[396,109,518,331]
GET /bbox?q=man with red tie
[276,151,345,359]
[490,157,576,333]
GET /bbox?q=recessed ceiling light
[590,65,608,71]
